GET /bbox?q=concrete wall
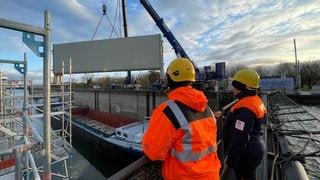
[73,89,221,121]
[73,90,168,120]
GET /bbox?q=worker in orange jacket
[142,58,221,180]
[221,69,267,180]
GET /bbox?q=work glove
[220,164,236,180]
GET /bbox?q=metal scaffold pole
[0,10,71,180]
[43,10,52,180]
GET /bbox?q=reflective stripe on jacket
[166,100,218,162]
[142,86,221,180]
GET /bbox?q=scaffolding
[0,11,73,179]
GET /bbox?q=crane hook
[102,4,107,15]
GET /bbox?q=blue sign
[260,78,294,91]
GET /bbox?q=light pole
[293,39,301,94]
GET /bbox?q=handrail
[108,155,151,179]
[24,136,41,180]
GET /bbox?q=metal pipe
[24,112,43,143]
[146,91,150,117]
[27,150,41,180]
[14,147,22,180]
[68,58,73,174]
[43,10,52,180]
[24,136,41,180]
[108,155,150,180]
[22,53,31,180]
[0,17,45,35]
[0,71,3,121]
[221,98,239,113]
[62,61,65,139]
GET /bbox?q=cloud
[0,0,319,80]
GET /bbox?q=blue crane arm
[140,0,190,60]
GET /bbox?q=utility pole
[293,39,301,94]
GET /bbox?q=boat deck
[73,115,116,134]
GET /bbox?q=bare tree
[81,73,93,84]
[273,62,295,77]
[254,66,270,78]
[227,64,248,78]
[99,76,113,87]
[135,72,150,86]
[148,71,161,83]
[131,71,162,87]
[300,60,320,89]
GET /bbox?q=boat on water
[55,106,147,157]
[105,120,148,155]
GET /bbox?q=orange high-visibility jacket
[142,86,221,180]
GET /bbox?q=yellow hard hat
[233,69,260,88]
[166,58,195,82]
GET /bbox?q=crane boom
[140,0,190,60]
[140,1,227,88]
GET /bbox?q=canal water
[70,138,133,179]
[69,148,107,179]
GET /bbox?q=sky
[0,0,319,83]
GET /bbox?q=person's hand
[214,111,222,118]
[220,165,236,180]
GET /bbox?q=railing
[108,155,162,179]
